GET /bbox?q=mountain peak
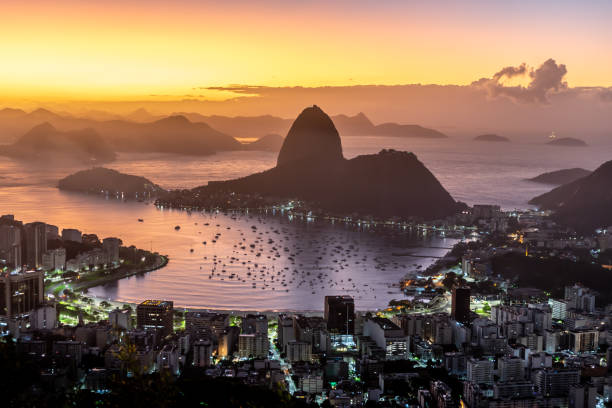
[155,115,191,125]
[276,105,343,167]
[27,122,57,134]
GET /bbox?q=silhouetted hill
[277,105,343,166]
[0,108,242,155]
[195,106,458,220]
[178,110,447,139]
[97,115,242,155]
[526,168,591,185]
[370,122,447,138]
[529,160,612,232]
[474,134,509,142]
[243,134,284,151]
[0,123,116,163]
[547,137,587,147]
[177,113,292,140]
[59,167,165,197]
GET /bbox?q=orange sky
[1,0,611,102]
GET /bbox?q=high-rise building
[452,287,471,324]
[286,340,312,362]
[498,356,524,382]
[136,300,173,335]
[24,222,47,268]
[324,295,355,335]
[238,333,269,358]
[109,308,133,330]
[0,224,22,268]
[42,248,66,271]
[467,357,494,385]
[185,311,229,339]
[0,270,45,318]
[242,314,268,335]
[193,340,213,367]
[533,368,580,397]
[102,237,121,265]
[62,228,82,243]
[569,330,599,353]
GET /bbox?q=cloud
[472,58,567,104]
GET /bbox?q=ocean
[1,136,610,310]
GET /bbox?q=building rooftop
[139,300,173,307]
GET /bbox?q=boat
[174,225,181,230]
[138,219,144,222]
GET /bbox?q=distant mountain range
[529,160,612,232]
[0,123,116,164]
[0,108,447,150]
[196,105,459,219]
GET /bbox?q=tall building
[42,248,66,271]
[0,224,22,268]
[102,237,121,264]
[24,222,47,268]
[498,356,524,382]
[109,308,133,330]
[0,270,45,318]
[452,287,471,324]
[286,340,312,362]
[185,311,229,339]
[533,368,580,397]
[193,340,213,367]
[467,357,494,385]
[62,228,82,243]
[238,333,269,358]
[136,300,174,335]
[242,314,268,335]
[324,295,355,335]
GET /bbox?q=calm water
[1,136,610,310]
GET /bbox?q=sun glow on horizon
[1,0,611,102]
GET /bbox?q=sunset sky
[1,0,611,102]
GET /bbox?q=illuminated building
[0,269,44,318]
[136,300,174,335]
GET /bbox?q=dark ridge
[526,168,591,185]
[529,160,612,232]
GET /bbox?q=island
[546,137,587,147]
[526,168,591,185]
[473,134,509,142]
[156,105,461,220]
[243,133,284,151]
[0,122,116,163]
[529,159,612,232]
[58,167,166,199]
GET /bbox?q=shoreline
[75,254,169,292]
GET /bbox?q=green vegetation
[492,252,612,305]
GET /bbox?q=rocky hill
[196,105,459,219]
[58,167,165,198]
[529,160,612,232]
[526,168,591,185]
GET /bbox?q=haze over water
[1,136,610,310]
